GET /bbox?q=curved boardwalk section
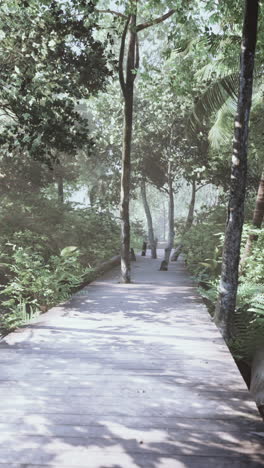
[0,253,263,467]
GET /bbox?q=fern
[249,293,264,316]
[230,285,264,362]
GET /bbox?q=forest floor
[0,251,263,467]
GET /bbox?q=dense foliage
[0,0,118,333]
[182,205,264,363]
[0,203,121,333]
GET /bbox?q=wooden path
[0,252,263,467]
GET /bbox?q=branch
[119,16,131,97]
[137,9,175,32]
[160,186,169,195]
[96,9,128,20]
[196,183,207,192]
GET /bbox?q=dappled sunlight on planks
[0,253,263,467]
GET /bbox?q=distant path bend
[0,251,263,467]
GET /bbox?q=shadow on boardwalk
[0,254,263,467]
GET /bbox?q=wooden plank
[0,422,263,437]
[0,432,263,460]
[0,457,262,468]
[0,412,263,432]
[0,382,253,399]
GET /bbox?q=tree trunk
[214,0,259,341]
[160,166,174,268]
[120,91,133,282]
[167,175,175,259]
[141,241,147,256]
[57,174,64,204]
[171,181,196,262]
[185,179,196,233]
[163,199,166,241]
[119,13,137,283]
[240,168,264,270]
[140,179,157,259]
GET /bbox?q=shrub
[182,205,225,282]
[0,241,89,333]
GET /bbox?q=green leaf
[60,246,79,257]
[48,39,56,49]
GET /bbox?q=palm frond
[252,82,264,108]
[208,98,237,149]
[195,60,238,82]
[207,78,264,148]
[173,36,210,58]
[188,73,239,136]
[173,39,197,57]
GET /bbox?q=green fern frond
[248,294,264,316]
[230,285,264,361]
[231,311,264,362]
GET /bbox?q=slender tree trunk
[167,175,175,255]
[163,199,166,241]
[57,174,64,204]
[120,90,133,282]
[161,166,174,268]
[214,0,259,340]
[172,181,196,262]
[119,13,138,283]
[185,179,196,233]
[140,179,157,259]
[240,169,264,270]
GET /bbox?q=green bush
[182,206,264,363]
[0,240,89,333]
[0,198,120,266]
[182,205,225,282]
[230,229,264,361]
[131,219,146,250]
[0,201,120,334]
[241,227,264,284]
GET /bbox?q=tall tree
[164,160,175,265]
[214,0,259,340]
[119,10,138,282]
[97,2,175,282]
[184,179,196,233]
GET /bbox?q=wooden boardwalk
[0,252,263,467]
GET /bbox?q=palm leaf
[188,73,239,136]
[208,97,237,148]
[195,60,238,82]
